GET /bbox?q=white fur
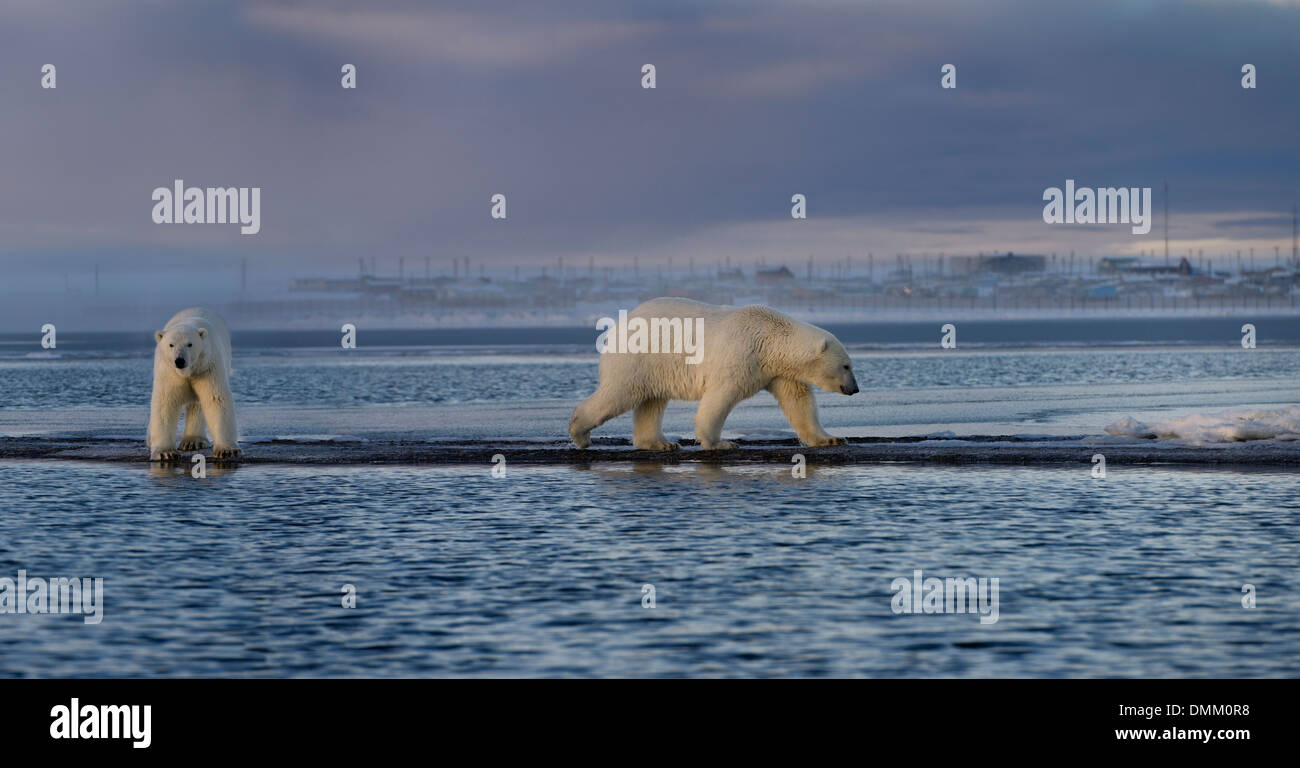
[147,308,240,460]
[570,298,859,450]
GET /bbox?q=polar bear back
[597,298,827,402]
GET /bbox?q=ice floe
[1105,407,1300,443]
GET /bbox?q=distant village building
[1101,257,1192,276]
[756,266,795,282]
[950,252,1046,275]
[1099,257,1139,272]
[291,278,346,293]
[979,252,1046,274]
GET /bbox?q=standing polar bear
[148,308,240,461]
[570,298,859,451]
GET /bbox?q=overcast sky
[0,0,1297,307]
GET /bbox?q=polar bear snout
[158,327,204,376]
[841,381,859,395]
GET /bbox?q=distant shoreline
[3,314,1299,350]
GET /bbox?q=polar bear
[570,298,858,451]
[147,308,240,461]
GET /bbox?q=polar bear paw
[701,440,738,451]
[212,446,242,459]
[636,440,681,451]
[179,438,209,451]
[806,435,846,447]
[152,449,179,462]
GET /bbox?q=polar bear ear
[817,337,829,355]
[197,328,206,340]
[155,331,165,343]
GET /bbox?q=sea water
[1,320,1298,676]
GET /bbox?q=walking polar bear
[147,308,241,461]
[570,298,859,451]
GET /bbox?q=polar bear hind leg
[570,385,643,449]
[694,386,743,451]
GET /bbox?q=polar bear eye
[842,365,850,370]
[186,343,192,347]
[169,344,174,348]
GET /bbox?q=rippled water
[3,322,1299,677]
[1,461,1297,677]
[2,347,1298,409]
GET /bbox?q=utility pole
[1163,180,1169,265]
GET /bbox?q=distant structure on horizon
[1100,256,1194,276]
[756,266,795,282]
[949,252,1047,275]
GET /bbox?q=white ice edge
[1105,406,1300,444]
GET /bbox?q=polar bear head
[155,323,208,378]
[805,332,859,395]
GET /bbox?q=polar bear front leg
[193,376,241,458]
[633,398,679,451]
[178,402,210,451]
[147,387,183,461]
[768,377,844,446]
[694,387,742,451]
